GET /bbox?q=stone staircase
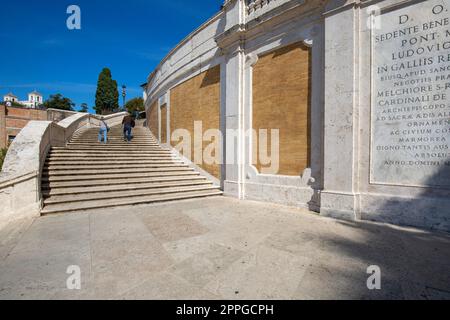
[40,124,222,215]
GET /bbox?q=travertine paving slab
[204,245,311,300]
[120,272,220,300]
[0,197,449,300]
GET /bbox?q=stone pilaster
[320,1,360,220]
[215,1,247,198]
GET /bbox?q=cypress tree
[95,68,119,114]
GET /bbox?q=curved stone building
[143,0,450,231]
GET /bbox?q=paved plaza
[0,196,449,300]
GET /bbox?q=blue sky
[0,0,222,112]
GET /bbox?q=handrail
[0,171,38,189]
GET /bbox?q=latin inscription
[371,0,450,187]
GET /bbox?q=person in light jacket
[98,117,109,144]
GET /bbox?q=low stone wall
[0,106,81,149]
[0,112,128,230]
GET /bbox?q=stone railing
[0,111,128,229]
[46,108,78,122]
[247,0,272,14]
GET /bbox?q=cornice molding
[215,23,246,51]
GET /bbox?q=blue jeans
[98,128,107,143]
[124,125,132,142]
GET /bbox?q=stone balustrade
[0,111,128,229]
[247,0,271,14]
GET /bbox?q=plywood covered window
[160,104,167,144]
[252,42,311,176]
[148,100,159,138]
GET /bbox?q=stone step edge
[43,168,195,176]
[41,191,223,215]
[41,176,208,189]
[43,185,221,205]
[44,164,188,170]
[45,160,182,164]
[42,180,213,196]
[41,172,201,183]
[50,149,172,153]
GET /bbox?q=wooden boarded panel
[160,104,167,144]
[170,66,221,179]
[252,42,311,176]
[148,100,158,138]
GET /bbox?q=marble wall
[143,0,450,232]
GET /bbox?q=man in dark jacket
[122,115,135,142]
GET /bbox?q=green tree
[79,103,89,113]
[95,68,119,114]
[43,94,75,111]
[124,97,144,114]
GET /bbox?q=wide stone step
[50,148,171,154]
[75,132,151,136]
[73,133,152,136]
[50,149,172,155]
[47,156,178,162]
[63,146,167,151]
[70,137,157,143]
[45,163,188,170]
[44,185,220,205]
[41,171,200,182]
[42,179,213,196]
[74,134,153,139]
[67,145,162,148]
[41,189,223,215]
[74,136,153,140]
[70,142,158,146]
[43,167,194,176]
[72,134,154,138]
[59,148,171,153]
[46,160,183,165]
[42,175,208,189]
[68,142,160,146]
[73,134,154,137]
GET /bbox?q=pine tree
[95,68,119,114]
[43,94,75,111]
[79,103,89,113]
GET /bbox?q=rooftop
[3,92,18,98]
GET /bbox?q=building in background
[2,91,44,108]
[0,104,77,148]
[3,93,19,103]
